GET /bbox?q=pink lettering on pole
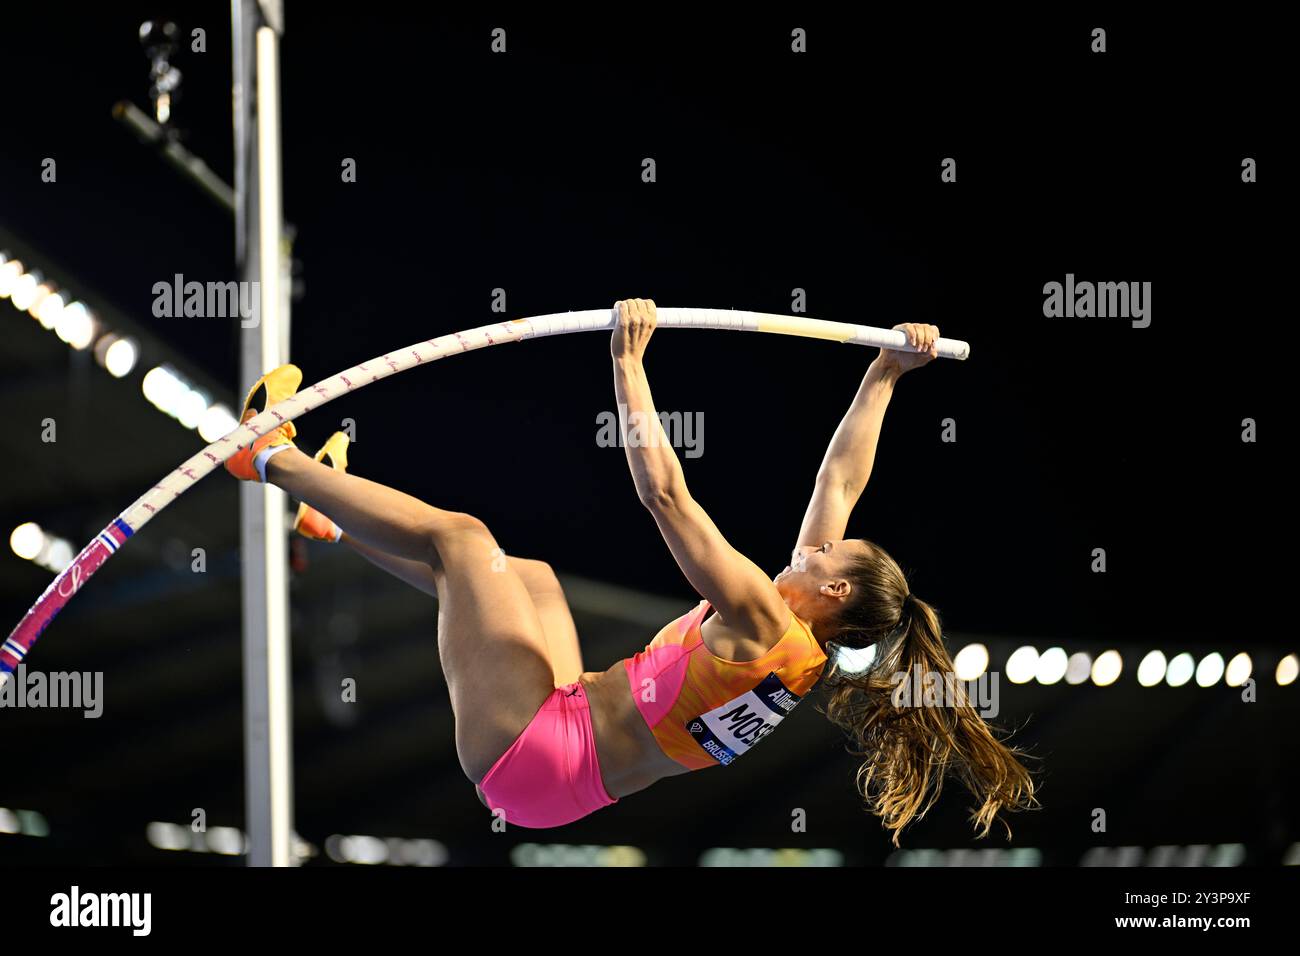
[56,562,85,599]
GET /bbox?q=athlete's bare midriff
[579,662,691,799]
[579,613,783,799]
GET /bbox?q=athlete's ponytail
[817,542,1038,846]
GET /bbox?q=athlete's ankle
[261,445,300,482]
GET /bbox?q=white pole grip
[517,307,970,360]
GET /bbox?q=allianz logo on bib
[766,685,800,714]
[687,672,803,766]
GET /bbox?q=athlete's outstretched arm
[794,323,941,550]
[611,298,787,635]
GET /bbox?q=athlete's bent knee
[423,512,493,564]
[510,557,561,594]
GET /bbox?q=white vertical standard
[237,18,295,868]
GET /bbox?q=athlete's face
[774,539,869,615]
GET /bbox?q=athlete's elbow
[815,468,862,502]
[639,480,686,513]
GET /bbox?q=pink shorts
[477,680,618,828]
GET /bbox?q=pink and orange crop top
[622,599,828,770]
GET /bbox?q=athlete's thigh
[509,557,584,687]
[433,530,556,782]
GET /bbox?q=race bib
[686,672,803,766]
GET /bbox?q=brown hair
[816,541,1038,845]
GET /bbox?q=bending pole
[0,308,971,685]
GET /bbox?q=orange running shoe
[293,431,350,542]
[224,364,302,482]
